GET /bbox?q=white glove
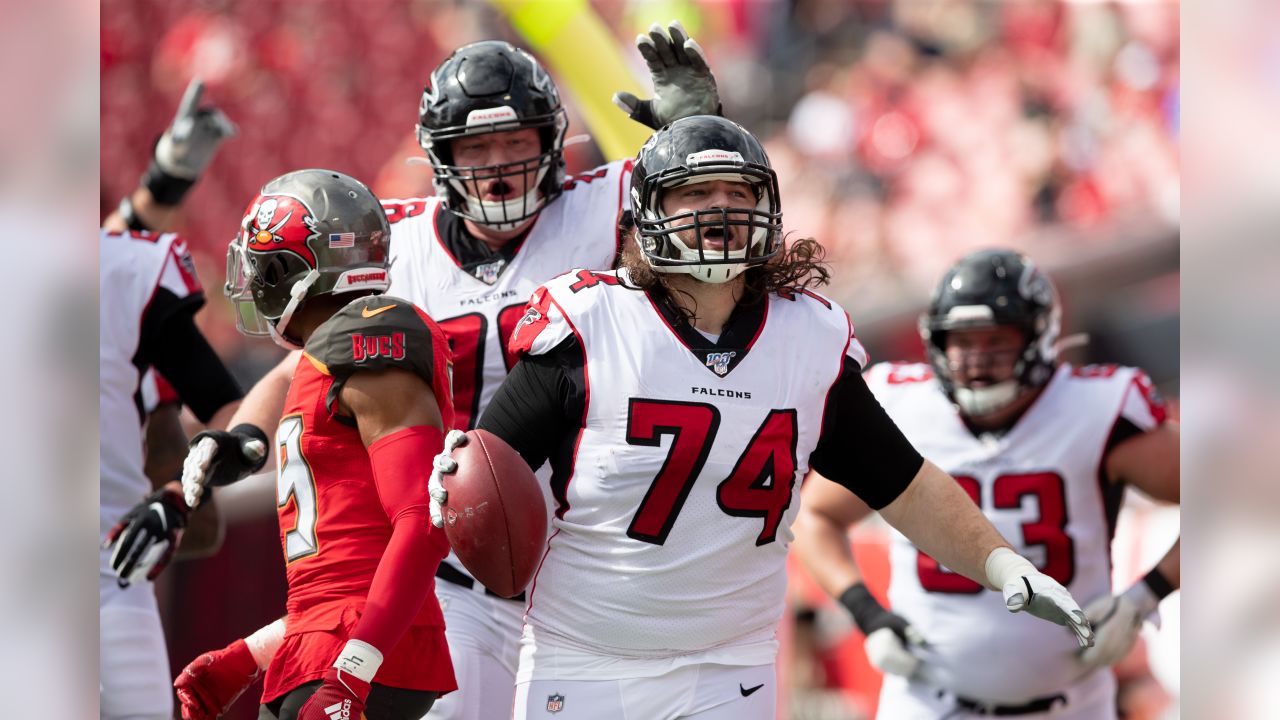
[154,79,238,180]
[865,626,926,677]
[181,425,269,509]
[986,547,1094,648]
[612,20,720,130]
[428,430,469,528]
[839,582,926,677]
[1078,582,1160,668]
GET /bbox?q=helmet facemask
[635,161,782,284]
[919,263,1063,418]
[417,41,569,230]
[225,171,392,350]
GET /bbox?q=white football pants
[514,663,776,720]
[877,668,1116,720]
[421,578,525,720]
[99,570,172,720]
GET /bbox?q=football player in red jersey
[793,250,1180,719]
[187,168,458,720]
[175,23,725,720]
[423,117,1095,720]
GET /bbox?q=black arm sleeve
[138,288,243,424]
[809,356,924,510]
[477,336,586,473]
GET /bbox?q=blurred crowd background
[99,1,1181,718]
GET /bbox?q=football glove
[295,640,380,720]
[987,547,1094,648]
[104,486,189,587]
[1078,581,1160,669]
[182,424,268,509]
[612,20,721,130]
[428,430,469,528]
[143,79,238,204]
[839,582,926,677]
[173,638,260,720]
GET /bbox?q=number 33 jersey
[501,269,919,662]
[865,361,1169,702]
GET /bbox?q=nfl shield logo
[706,351,736,376]
[475,259,504,285]
[546,693,565,713]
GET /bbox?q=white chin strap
[267,269,320,350]
[954,379,1021,417]
[651,259,750,284]
[449,167,549,231]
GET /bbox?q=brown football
[440,429,547,598]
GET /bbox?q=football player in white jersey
[100,83,270,720]
[174,25,725,720]
[792,249,1180,719]
[425,117,1095,720]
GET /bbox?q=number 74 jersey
[864,361,1168,702]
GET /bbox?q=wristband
[333,639,383,684]
[142,158,196,206]
[1141,567,1176,601]
[837,582,885,634]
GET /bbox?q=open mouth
[699,225,746,252]
[482,179,515,200]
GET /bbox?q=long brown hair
[619,225,832,325]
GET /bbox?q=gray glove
[144,79,237,203]
[613,20,720,130]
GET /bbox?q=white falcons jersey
[516,269,866,661]
[384,160,632,583]
[99,229,202,541]
[865,361,1168,703]
[383,160,631,430]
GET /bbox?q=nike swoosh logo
[740,683,764,697]
[361,304,396,318]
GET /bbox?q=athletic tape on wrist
[245,618,286,670]
[985,547,1038,590]
[333,639,383,684]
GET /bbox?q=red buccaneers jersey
[275,295,453,630]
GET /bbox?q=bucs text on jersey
[483,268,922,680]
[260,295,455,700]
[865,360,1169,703]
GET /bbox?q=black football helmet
[417,41,568,230]
[919,249,1062,416]
[225,169,391,349]
[630,115,782,283]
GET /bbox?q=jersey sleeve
[1120,368,1169,431]
[809,356,924,509]
[303,296,452,421]
[478,335,586,473]
[508,283,575,358]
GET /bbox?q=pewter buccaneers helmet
[225,169,391,349]
[417,40,568,230]
[630,115,783,283]
[919,249,1062,416]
